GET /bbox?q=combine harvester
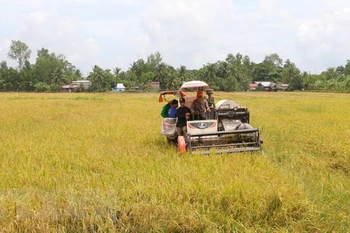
[160,81,262,155]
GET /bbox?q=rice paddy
[0,91,349,232]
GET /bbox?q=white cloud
[132,0,238,68]
[0,0,349,74]
[259,0,280,13]
[296,2,350,71]
[1,8,102,74]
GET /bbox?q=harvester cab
[159,81,262,155]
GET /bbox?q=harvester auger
[159,81,262,155]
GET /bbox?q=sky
[0,0,349,76]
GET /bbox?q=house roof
[72,80,91,83]
[254,81,275,87]
[61,84,77,89]
[116,83,125,88]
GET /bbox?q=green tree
[282,59,302,90]
[162,66,177,90]
[224,53,252,91]
[87,65,113,92]
[18,61,36,91]
[336,66,345,75]
[344,60,350,76]
[265,53,283,67]
[177,65,189,85]
[154,63,169,89]
[252,53,283,82]
[34,82,49,92]
[322,67,338,80]
[0,61,21,91]
[146,52,162,71]
[7,40,32,70]
[34,48,79,86]
[204,63,218,88]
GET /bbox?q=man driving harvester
[190,89,211,120]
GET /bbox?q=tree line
[1,40,350,92]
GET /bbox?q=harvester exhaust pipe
[206,89,215,108]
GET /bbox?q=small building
[72,80,91,89]
[253,81,277,92]
[61,80,91,92]
[61,84,76,92]
[254,81,274,87]
[276,83,289,91]
[248,83,258,91]
[112,83,126,92]
[150,81,160,90]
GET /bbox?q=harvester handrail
[217,111,247,117]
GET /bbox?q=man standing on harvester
[176,98,191,137]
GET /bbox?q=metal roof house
[61,80,91,92]
[249,81,288,91]
[253,81,278,91]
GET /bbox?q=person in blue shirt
[160,99,176,118]
[168,99,178,118]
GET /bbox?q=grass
[0,91,349,232]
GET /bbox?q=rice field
[0,91,349,232]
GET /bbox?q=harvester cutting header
[160,80,262,155]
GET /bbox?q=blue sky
[0,0,349,75]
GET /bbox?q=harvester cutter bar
[188,128,259,137]
[190,147,261,155]
[187,128,261,154]
[190,141,259,149]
